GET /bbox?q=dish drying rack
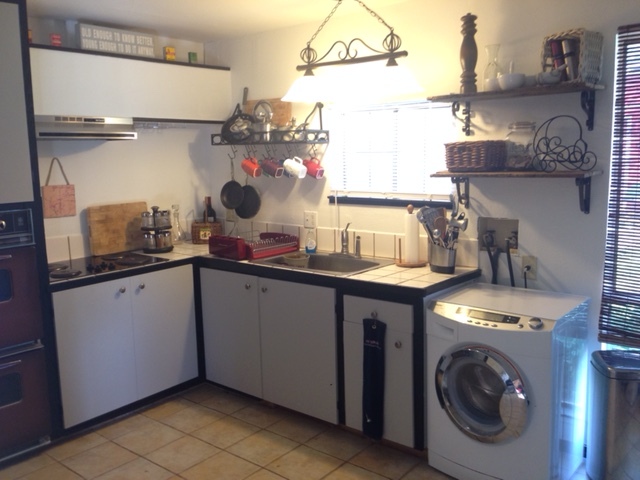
[209,231,299,260]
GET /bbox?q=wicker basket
[445,141,507,172]
[541,28,603,86]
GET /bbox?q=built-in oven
[0,208,50,460]
[0,344,50,456]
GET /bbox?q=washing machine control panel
[429,301,551,331]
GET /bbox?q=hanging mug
[303,158,324,179]
[261,158,284,178]
[283,157,307,179]
[241,157,262,177]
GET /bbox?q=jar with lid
[505,121,536,170]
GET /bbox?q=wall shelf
[428,82,604,136]
[431,170,602,214]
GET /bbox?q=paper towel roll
[404,209,419,264]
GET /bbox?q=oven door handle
[0,254,12,261]
[0,359,21,371]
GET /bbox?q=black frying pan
[220,179,244,209]
[235,184,261,219]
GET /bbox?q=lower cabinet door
[53,279,137,428]
[201,269,262,398]
[132,265,198,399]
[259,278,337,423]
[343,295,415,447]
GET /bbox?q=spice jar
[505,121,536,170]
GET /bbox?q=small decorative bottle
[483,44,502,92]
[171,204,187,244]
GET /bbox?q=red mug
[303,158,324,179]
[261,158,284,178]
[241,157,262,177]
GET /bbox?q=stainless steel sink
[252,252,395,276]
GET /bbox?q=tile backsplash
[227,220,478,268]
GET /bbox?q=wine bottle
[203,196,216,223]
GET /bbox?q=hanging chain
[306,0,394,46]
[301,0,400,64]
[306,0,343,47]
[353,0,393,32]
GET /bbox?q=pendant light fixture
[282,0,422,103]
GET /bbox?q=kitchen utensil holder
[445,141,507,171]
[429,243,456,274]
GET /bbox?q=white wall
[205,0,638,346]
[37,0,638,346]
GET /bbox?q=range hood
[35,115,137,140]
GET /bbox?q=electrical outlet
[522,255,537,280]
[226,208,238,223]
[304,211,317,229]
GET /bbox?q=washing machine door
[435,345,529,443]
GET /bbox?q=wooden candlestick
[460,13,478,94]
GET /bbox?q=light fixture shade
[282,73,335,103]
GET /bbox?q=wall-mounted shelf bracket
[581,90,596,131]
[576,176,592,214]
[452,101,472,136]
[451,176,470,208]
[432,170,601,214]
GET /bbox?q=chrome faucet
[340,223,351,255]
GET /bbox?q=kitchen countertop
[48,242,481,298]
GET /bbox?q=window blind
[325,102,454,199]
[599,23,640,347]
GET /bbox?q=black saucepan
[235,184,261,219]
[221,104,254,144]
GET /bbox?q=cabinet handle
[244,283,251,290]
[261,286,268,293]
[138,283,145,290]
[119,286,126,294]
[0,254,12,261]
[394,341,402,349]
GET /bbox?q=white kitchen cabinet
[0,1,35,204]
[259,278,337,423]
[132,265,198,399]
[30,47,232,121]
[53,277,137,428]
[343,295,415,447]
[53,265,197,428]
[200,269,262,398]
[200,269,337,423]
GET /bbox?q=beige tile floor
[0,384,454,480]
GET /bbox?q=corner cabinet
[52,265,197,428]
[29,46,231,121]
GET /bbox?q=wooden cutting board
[243,99,292,128]
[86,202,148,256]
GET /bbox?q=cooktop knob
[528,317,544,330]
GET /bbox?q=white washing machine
[426,283,589,480]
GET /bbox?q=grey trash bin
[587,350,640,480]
